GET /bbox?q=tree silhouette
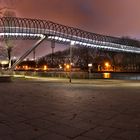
[0,8,16,68]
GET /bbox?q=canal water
[102,72,140,80]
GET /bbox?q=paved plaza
[0,77,140,140]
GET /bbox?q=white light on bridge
[48,35,140,53]
[48,36,71,42]
[70,41,75,46]
[0,32,140,54]
[0,33,45,38]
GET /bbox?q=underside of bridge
[0,16,140,71]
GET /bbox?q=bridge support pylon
[10,35,47,71]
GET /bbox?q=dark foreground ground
[0,77,140,140]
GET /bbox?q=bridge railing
[0,17,140,53]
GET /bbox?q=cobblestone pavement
[0,78,140,140]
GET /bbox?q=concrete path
[0,77,140,140]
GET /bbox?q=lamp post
[51,41,55,67]
[69,41,75,83]
[88,63,92,79]
[105,62,110,71]
[33,49,36,60]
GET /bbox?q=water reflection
[103,73,111,79]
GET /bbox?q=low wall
[14,71,89,79]
[14,71,140,80]
[0,75,12,82]
[109,73,140,80]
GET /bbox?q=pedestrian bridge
[0,17,140,69]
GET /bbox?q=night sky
[1,0,140,58]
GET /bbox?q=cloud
[1,0,140,38]
[1,0,140,58]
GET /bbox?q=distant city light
[105,62,109,67]
[43,65,47,71]
[66,64,70,69]
[59,64,62,69]
[88,63,92,67]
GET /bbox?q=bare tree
[0,8,16,68]
[4,39,14,68]
[0,42,7,59]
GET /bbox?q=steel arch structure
[0,17,140,54]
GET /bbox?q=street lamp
[69,41,75,83]
[59,64,62,69]
[105,62,110,71]
[88,63,92,79]
[51,41,55,66]
[43,65,47,71]
[105,62,109,67]
[66,64,70,70]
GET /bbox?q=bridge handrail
[0,17,140,53]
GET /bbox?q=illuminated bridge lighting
[0,32,45,38]
[48,35,140,53]
[0,17,140,54]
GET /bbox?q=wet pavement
[0,78,140,140]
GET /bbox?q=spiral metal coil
[0,17,140,53]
